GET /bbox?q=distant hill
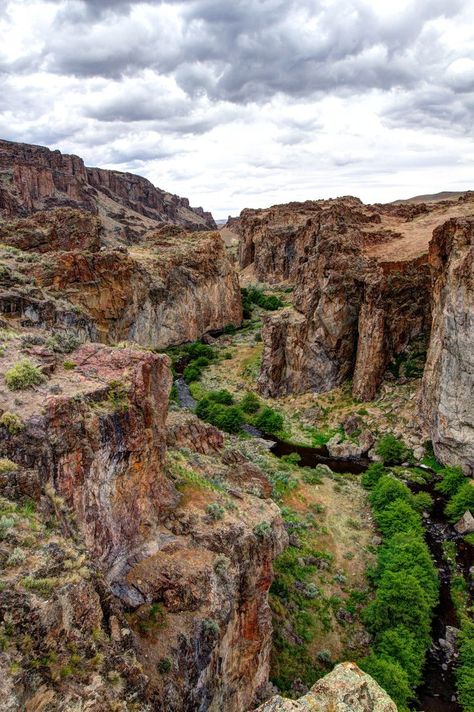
[393,190,473,204]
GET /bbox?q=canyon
[0,139,473,712]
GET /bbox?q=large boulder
[256,662,397,711]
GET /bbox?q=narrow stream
[175,377,471,712]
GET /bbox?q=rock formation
[255,662,397,711]
[420,217,474,473]
[0,332,286,711]
[0,139,216,239]
[237,195,474,401]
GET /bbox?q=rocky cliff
[421,217,474,473]
[239,195,474,401]
[0,221,242,349]
[0,333,287,711]
[0,138,216,240]
[255,662,397,712]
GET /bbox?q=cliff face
[256,662,397,712]
[421,217,474,473]
[0,336,286,711]
[0,138,216,239]
[0,224,242,349]
[241,196,474,400]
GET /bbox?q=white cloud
[1,0,473,218]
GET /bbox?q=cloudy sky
[1,0,473,218]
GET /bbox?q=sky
[1,0,473,218]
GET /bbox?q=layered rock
[0,138,216,239]
[0,334,286,711]
[255,662,397,711]
[0,227,242,349]
[421,217,474,473]
[241,196,474,400]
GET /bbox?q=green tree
[360,654,412,710]
[375,499,423,539]
[255,407,284,434]
[369,476,413,514]
[361,462,386,490]
[375,434,407,465]
[377,625,425,688]
[446,482,474,523]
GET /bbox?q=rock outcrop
[238,195,474,400]
[0,332,286,711]
[0,225,242,349]
[255,662,397,711]
[0,138,216,239]
[421,217,474,473]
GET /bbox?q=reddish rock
[421,217,474,473]
[0,138,216,237]
[0,207,101,253]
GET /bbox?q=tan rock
[255,662,397,711]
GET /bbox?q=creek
[175,375,472,712]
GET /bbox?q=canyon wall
[0,217,242,349]
[421,217,474,473]
[0,336,286,711]
[243,198,434,400]
[0,138,216,239]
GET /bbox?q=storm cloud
[1,0,473,216]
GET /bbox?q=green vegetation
[255,406,284,434]
[240,391,261,414]
[0,458,19,474]
[374,434,409,465]
[241,286,284,318]
[4,359,45,390]
[0,412,24,435]
[196,394,243,433]
[360,473,438,709]
[435,466,467,496]
[446,482,474,523]
[63,360,76,370]
[106,380,129,413]
[45,330,81,354]
[206,503,225,521]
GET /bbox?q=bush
[281,452,301,466]
[376,626,424,688]
[376,533,438,609]
[375,499,423,539]
[107,380,129,413]
[361,462,385,490]
[206,503,225,521]
[255,407,283,434]
[240,391,261,414]
[435,466,467,497]
[0,458,18,474]
[157,657,172,674]
[45,330,81,353]
[183,364,202,383]
[363,572,431,645]
[5,359,45,390]
[446,482,474,523]
[457,622,474,712]
[196,397,243,433]
[369,476,413,514]
[207,389,234,405]
[253,521,272,539]
[185,342,215,360]
[241,286,284,317]
[412,491,433,513]
[375,435,407,465]
[0,411,24,435]
[360,654,412,709]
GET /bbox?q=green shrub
[376,533,438,609]
[253,521,272,539]
[63,360,76,370]
[435,466,467,497]
[240,391,261,414]
[361,462,385,490]
[255,407,283,434]
[369,476,413,514]
[377,626,424,687]
[157,657,172,673]
[0,412,24,435]
[241,286,284,317]
[360,654,412,709]
[0,458,18,474]
[281,452,301,466]
[206,503,225,521]
[363,571,431,645]
[446,482,474,523]
[107,380,129,413]
[411,491,433,513]
[202,618,220,637]
[184,342,215,360]
[4,359,45,390]
[457,622,474,712]
[46,330,80,354]
[375,499,423,539]
[183,364,202,383]
[206,389,234,405]
[196,397,243,433]
[375,434,407,465]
